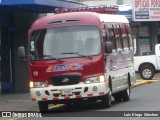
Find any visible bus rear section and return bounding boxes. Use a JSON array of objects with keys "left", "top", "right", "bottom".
[
  {"left": 100, "top": 14, "right": 136, "bottom": 102},
  {"left": 18, "top": 12, "right": 135, "bottom": 112}
]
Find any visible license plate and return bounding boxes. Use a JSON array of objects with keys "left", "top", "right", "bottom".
[{"left": 61, "top": 89, "right": 72, "bottom": 95}]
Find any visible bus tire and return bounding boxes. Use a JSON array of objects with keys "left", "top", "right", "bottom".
[
  {"left": 128, "top": 73, "right": 131, "bottom": 87},
  {"left": 38, "top": 101, "right": 48, "bottom": 112},
  {"left": 121, "top": 88, "right": 130, "bottom": 101},
  {"left": 113, "top": 93, "right": 122, "bottom": 102},
  {"left": 101, "top": 93, "right": 111, "bottom": 108},
  {"left": 140, "top": 65, "right": 155, "bottom": 80}
]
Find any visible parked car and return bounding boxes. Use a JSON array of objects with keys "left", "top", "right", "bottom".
[{"left": 134, "top": 44, "right": 160, "bottom": 80}]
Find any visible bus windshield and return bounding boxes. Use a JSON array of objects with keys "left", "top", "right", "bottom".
[{"left": 29, "top": 25, "right": 101, "bottom": 60}]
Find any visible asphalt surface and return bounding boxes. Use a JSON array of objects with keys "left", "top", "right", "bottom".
[
  {"left": 0, "top": 73, "right": 159, "bottom": 120},
  {"left": 0, "top": 73, "right": 159, "bottom": 112},
  {"left": 45, "top": 80, "right": 160, "bottom": 112},
  {"left": 26, "top": 76, "right": 160, "bottom": 120}
]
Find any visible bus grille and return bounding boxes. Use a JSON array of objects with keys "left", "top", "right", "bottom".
[{"left": 50, "top": 75, "right": 81, "bottom": 86}]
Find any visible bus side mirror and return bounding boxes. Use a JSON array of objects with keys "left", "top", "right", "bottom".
[
  {"left": 105, "top": 41, "right": 112, "bottom": 53},
  {"left": 18, "top": 46, "right": 26, "bottom": 61}
]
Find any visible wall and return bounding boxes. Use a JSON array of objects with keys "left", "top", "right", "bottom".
[
  {"left": 0, "top": 13, "right": 14, "bottom": 94},
  {"left": 150, "top": 22, "right": 158, "bottom": 52},
  {"left": 13, "top": 13, "right": 38, "bottom": 93}
]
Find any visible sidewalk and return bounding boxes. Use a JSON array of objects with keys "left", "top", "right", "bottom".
[
  {"left": 0, "top": 93, "right": 39, "bottom": 111},
  {"left": 134, "top": 73, "right": 160, "bottom": 88},
  {"left": 0, "top": 73, "right": 159, "bottom": 111}
]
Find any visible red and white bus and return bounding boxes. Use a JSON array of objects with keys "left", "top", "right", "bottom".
[{"left": 18, "top": 7, "right": 136, "bottom": 112}]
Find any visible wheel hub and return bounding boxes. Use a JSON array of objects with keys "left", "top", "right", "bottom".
[{"left": 142, "top": 69, "right": 152, "bottom": 78}]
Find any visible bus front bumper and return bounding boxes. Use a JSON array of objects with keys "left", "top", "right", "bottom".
[{"left": 30, "top": 82, "right": 109, "bottom": 102}]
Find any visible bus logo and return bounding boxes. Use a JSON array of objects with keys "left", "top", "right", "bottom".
[
  {"left": 62, "top": 78, "right": 69, "bottom": 83},
  {"left": 46, "top": 64, "right": 83, "bottom": 72}
]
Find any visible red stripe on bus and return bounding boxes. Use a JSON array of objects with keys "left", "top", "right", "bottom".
[
  {"left": 99, "top": 92, "right": 104, "bottom": 95},
  {"left": 32, "top": 98, "right": 36, "bottom": 101},
  {"left": 53, "top": 97, "right": 59, "bottom": 100},
  {"left": 87, "top": 94, "right": 93, "bottom": 97},
  {"left": 64, "top": 96, "right": 70, "bottom": 99},
  {"left": 76, "top": 95, "right": 81, "bottom": 98},
  {"left": 42, "top": 98, "right": 47, "bottom": 101}
]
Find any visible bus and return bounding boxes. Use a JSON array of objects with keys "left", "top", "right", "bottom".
[{"left": 18, "top": 10, "right": 136, "bottom": 112}]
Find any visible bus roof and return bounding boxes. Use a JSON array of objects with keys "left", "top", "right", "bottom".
[
  {"left": 99, "top": 14, "right": 129, "bottom": 23},
  {"left": 30, "top": 12, "right": 129, "bottom": 32}
]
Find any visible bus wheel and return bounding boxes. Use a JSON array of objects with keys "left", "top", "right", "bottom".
[
  {"left": 121, "top": 88, "right": 130, "bottom": 101},
  {"left": 113, "top": 93, "right": 122, "bottom": 102},
  {"left": 38, "top": 101, "right": 48, "bottom": 112},
  {"left": 140, "top": 65, "right": 155, "bottom": 80},
  {"left": 101, "top": 93, "right": 111, "bottom": 108}
]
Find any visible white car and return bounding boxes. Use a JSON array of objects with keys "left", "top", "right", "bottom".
[{"left": 134, "top": 44, "right": 160, "bottom": 80}]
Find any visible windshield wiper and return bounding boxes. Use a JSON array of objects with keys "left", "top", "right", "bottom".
[
  {"left": 30, "top": 54, "right": 63, "bottom": 62},
  {"left": 43, "top": 55, "right": 63, "bottom": 62},
  {"left": 61, "top": 52, "right": 92, "bottom": 59}
]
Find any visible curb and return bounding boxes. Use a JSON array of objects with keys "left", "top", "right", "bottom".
[
  {"left": 132, "top": 80, "right": 158, "bottom": 88},
  {"left": 48, "top": 104, "right": 64, "bottom": 109}
]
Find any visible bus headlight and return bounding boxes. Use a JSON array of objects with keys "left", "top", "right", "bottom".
[
  {"left": 30, "top": 81, "right": 48, "bottom": 88},
  {"left": 85, "top": 75, "right": 105, "bottom": 84}
]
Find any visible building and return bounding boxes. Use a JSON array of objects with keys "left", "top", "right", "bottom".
[
  {"left": 131, "top": 0, "right": 160, "bottom": 56},
  {"left": 0, "top": 0, "right": 84, "bottom": 94},
  {"left": 1, "top": 0, "right": 160, "bottom": 94},
  {"left": 83, "top": 0, "right": 160, "bottom": 56},
  {"left": 83, "top": 0, "right": 131, "bottom": 5},
  {"left": 118, "top": 2, "right": 160, "bottom": 56}
]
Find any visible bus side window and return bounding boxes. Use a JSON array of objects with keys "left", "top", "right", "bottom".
[
  {"left": 126, "top": 24, "right": 133, "bottom": 50},
  {"left": 115, "top": 37, "right": 122, "bottom": 51},
  {"left": 114, "top": 24, "right": 122, "bottom": 51},
  {"left": 105, "top": 24, "right": 116, "bottom": 51},
  {"left": 122, "top": 24, "right": 129, "bottom": 51},
  {"left": 102, "top": 24, "right": 108, "bottom": 42},
  {"left": 123, "top": 36, "right": 129, "bottom": 51},
  {"left": 108, "top": 26, "right": 116, "bottom": 51}
]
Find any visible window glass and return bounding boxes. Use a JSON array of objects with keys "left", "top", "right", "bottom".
[
  {"left": 114, "top": 24, "right": 122, "bottom": 50},
  {"left": 30, "top": 25, "right": 101, "bottom": 60},
  {"left": 106, "top": 23, "right": 132, "bottom": 51},
  {"left": 108, "top": 27, "right": 116, "bottom": 50},
  {"left": 122, "top": 36, "right": 129, "bottom": 50},
  {"left": 127, "top": 25, "right": 133, "bottom": 49},
  {"left": 106, "top": 24, "right": 117, "bottom": 50},
  {"left": 122, "top": 25, "right": 129, "bottom": 50},
  {"left": 115, "top": 36, "right": 122, "bottom": 50}
]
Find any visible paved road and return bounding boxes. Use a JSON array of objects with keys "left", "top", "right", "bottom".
[
  {"left": 46, "top": 80, "right": 160, "bottom": 112},
  {"left": 0, "top": 73, "right": 159, "bottom": 120},
  {"left": 6, "top": 80, "right": 160, "bottom": 120}
]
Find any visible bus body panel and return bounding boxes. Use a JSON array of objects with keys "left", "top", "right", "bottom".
[
  {"left": 105, "top": 50, "right": 135, "bottom": 94},
  {"left": 30, "top": 54, "right": 104, "bottom": 84},
  {"left": 28, "top": 12, "right": 135, "bottom": 106}
]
